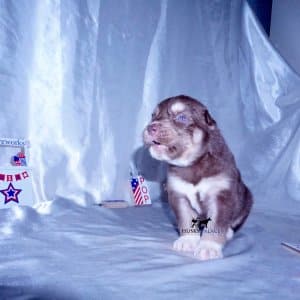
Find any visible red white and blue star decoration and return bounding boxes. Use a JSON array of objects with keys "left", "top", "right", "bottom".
[{"left": 0, "top": 182, "right": 22, "bottom": 204}]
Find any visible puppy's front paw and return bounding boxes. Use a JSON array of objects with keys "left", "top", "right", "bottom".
[
  {"left": 173, "top": 235, "right": 200, "bottom": 252},
  {"left": 194, "top": 240, "right": 223, "bottom": 260}
]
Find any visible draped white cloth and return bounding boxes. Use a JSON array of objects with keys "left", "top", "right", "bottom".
[{"left": 0, "top": 0, "right": 299, "bottom": 208}]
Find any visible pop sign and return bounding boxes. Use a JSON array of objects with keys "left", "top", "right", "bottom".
[
  {"left": 0, "top": 138, "right": 35, "bottom": 209},
  {"left": 130, "top": 173, "right": 151, "bottom": 206}
]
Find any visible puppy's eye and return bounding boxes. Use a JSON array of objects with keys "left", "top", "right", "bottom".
[{"left": 175, "top": 113, "right": 188, "bottom": 124}]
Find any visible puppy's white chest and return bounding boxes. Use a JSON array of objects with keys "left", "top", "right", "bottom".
[{"left": 168, "top": 173, "right": 230, "bottom": 211}]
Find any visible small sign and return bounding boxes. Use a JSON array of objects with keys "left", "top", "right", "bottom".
[
  {"left": 130, "top": 173, "right": 151, "bottom": 206},
  {"left": 0, "top": 138, "right": 34, "bottom": 208}
]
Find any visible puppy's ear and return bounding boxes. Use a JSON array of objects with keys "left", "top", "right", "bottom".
[
  {"left": 204, "top": 110, "right": 216, "bottom": 128},
  {"left": 192, "top": 105, "right": 216, "bottom": 130}
]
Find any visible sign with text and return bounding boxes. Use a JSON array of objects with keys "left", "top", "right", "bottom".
[{"left": 130, "top": 174, "right": 152, "bottom": 206}]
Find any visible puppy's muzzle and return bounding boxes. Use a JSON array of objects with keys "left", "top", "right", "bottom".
[
  {"left": 146, "top": 123, "right": 163, "bottom": 145},
  {"left": 147, "top": 123, "right": 159, "bottom": 135}
]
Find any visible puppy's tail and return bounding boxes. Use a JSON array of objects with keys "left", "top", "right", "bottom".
[{"left": 231, "top": 186, "right": 253, "bottom": 233}]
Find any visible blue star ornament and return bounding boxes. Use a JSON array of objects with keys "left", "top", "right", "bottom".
[{"left": 0, "top": 183, "right": 22, "bottom": 204}]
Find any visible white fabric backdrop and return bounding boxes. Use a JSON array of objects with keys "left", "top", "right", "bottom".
[{"left": 0, "top": 0, "right": 299, "bottom": 209}]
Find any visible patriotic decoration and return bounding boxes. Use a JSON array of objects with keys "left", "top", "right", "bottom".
[
  {"left": 0, "top": 170, "right": 33, "bottom": 207},
  {"left": 0, "top": 137, "right": 34, "bottom": 208},
  {"left": 130, "top": 174, "right": 151, "bottom": 206},
  {"left": 131, "top": 177, "right": 143, "bottom": 205},
  {"left": 0, "top": 183, "right": 22, "bottom": 204},
  {"left": 11, "top": 151, "right": 27, "bottom": 166},
  {"left": 0, "top": 171, "right": 29, "bottom": 182}
]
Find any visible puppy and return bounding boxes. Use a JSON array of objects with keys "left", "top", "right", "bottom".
[{"left": 143, "top": 95, "right": 253, "bottom": 260}]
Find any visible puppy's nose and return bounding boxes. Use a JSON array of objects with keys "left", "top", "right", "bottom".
[{"left": 147, "top": 123, "right": 158, "bottom": 135}]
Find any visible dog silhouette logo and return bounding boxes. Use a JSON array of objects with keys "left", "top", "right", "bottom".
[{"left": 191, "top": 217, "right": 212, "bottom": 235}]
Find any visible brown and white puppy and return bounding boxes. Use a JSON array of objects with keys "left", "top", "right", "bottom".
[{"left": 143, "top": 95, "right": 253, "bottom": 260}]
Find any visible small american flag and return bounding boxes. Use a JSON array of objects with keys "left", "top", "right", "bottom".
[{"left": 130, "top": 177, "right": 143, "bottom": 205}]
